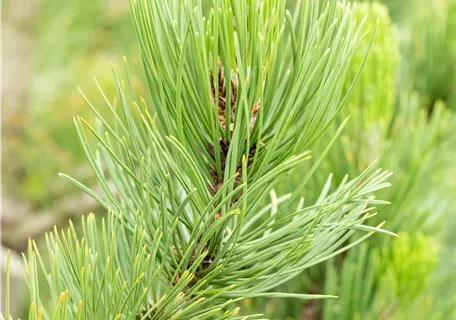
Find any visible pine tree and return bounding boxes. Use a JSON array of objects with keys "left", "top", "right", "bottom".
[{"left": 2, "top": 1, "right": 397, "bottom": 319}]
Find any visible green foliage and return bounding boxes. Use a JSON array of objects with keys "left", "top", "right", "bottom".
[
  {"left": 373, "top": 97, "right": 453, "bottom": 233},
  {"left": 320, "top": 8, "right": 455, "bottom": 320},
  {"left": 345, "top": 2, "right": 399, "bottom": 127},
  {"left": 4, "top": 0, "right": 456, "bottom": 319},
  {"left": 313, "top": 1, "right": 400, "bottom": 183},
  {"left": 19, "top": 214, "right": 258, "bottom": 319},
  {"left": 397, "top": 0, "right": 456, "bottom": 108},
  {"left": 371, "top": 233, "right": 439, "bottom": 317},
  {"left": 323, "top": 233, "right": 440, "bottom": 320},
  {"left": 300, "top": 2, "right": 454, "bottom": 236},
  {"left": 2, "top": 1, "right": 397, "bottom": 319},
  {"left": 269, "top": 2, "right": 456, "bottom": 319},
  {"left": 129, "top": 0, "right": 367, "bottom": 176}
]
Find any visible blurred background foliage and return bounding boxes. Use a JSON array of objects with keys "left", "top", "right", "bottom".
[
  {"left": 18, "top": 0, "right": 144, "bottom": 205},
  {"left": 1, "top": 0, "right": 456, "bottom": 319}
]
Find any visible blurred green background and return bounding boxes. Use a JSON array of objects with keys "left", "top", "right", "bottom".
[{"left": 2, "top": 0, "right": 456, "bottom": 319}]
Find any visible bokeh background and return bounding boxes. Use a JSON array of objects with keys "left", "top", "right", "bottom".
[{"left": 2, "top": 0, "right": 456, "bottom": 319}]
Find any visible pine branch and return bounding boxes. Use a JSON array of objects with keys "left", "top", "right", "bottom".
[{"left": 2, "top": 1, "right": 396, "bottom": 319}]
